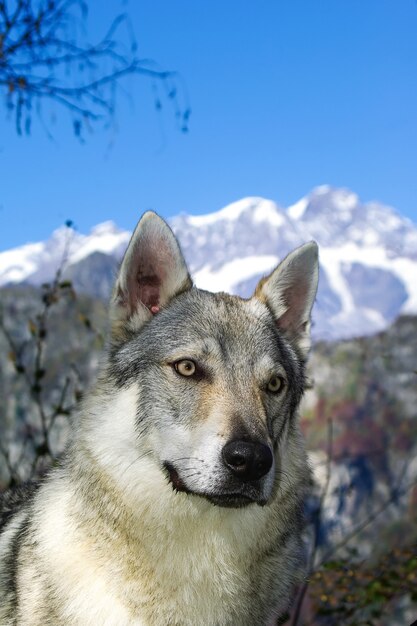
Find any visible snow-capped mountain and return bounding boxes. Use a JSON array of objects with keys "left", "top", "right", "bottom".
[
  {"left": 1, "top": 187, "right": 416, "bottom": 340},
  {"left": 288, "top": 185, "right": 417, "bottom": 257},
  {"left": 0, "top": 221, "right": 130, "bottom": 287}
]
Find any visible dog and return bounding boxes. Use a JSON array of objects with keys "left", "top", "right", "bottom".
[{"left": 0, "top": 211, "right": 318, "bottom": 625}]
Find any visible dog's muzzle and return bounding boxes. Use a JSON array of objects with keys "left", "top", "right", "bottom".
[{"left": 163, "top": 439, "right": 274, "bottom": 509}]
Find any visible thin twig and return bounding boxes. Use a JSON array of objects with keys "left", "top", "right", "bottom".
[
  {"left": 317, "top": 460, "right": 412, "bottom": 567},
  {"left": 290, "top": 418, "right": 333, "bottom": 626}
]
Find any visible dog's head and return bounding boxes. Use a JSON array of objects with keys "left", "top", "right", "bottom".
[{"left": 105, "top": 211, "right": 318, "bottom": 508}]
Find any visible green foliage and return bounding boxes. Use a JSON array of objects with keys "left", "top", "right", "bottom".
[{"left": 306, "top": 546, "right": 417, "bottom": 625}]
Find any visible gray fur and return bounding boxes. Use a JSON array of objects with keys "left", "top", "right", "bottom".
[{"left": 0, "top": 211, "right": 318, "bottom": 625}]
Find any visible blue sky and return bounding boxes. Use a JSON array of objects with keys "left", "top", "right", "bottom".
[{"left": 1, "top": 0, "right": 417, "bottom": 250}]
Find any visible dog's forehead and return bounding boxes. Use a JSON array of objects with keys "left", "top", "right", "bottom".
[
  {"left": 187, "top": 289, "right": 270, "bottom": 330},
  {"left": 158, "top": 288, "right": 282, "bottom": 363}
]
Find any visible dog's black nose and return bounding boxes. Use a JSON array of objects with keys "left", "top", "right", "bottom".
[{"left": 222, "top": 440, "right": 273, "bottom": 482}]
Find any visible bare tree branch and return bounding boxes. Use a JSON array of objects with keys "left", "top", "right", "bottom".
[
  {"left": 0, "top": 223, "right": 86, "bottom": 482},
  {"left": 0, "top": 0, "right": 190, "bottom": 137}
]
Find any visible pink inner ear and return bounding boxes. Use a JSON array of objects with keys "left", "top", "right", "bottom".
[
  {"left": 126, "top": 269, "right": 162, "bottom": 313},
  {"left": 124, "top": 236, "right": 170, "bottom": 314},
  {"left": 276, "top": 279, "right": 310, "bottom": 333},
  {"left": 137, "top": 272, "right": 162, "bottom": 308}
]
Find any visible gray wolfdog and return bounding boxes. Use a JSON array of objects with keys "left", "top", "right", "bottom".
[{"left": 0, "top": 211, "right": 318, "bottom": 625}]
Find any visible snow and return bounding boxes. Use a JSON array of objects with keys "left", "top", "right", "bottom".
[
  {"left": 390, "top": 258, "right": 417, "bottom": 312},
  {"left": 0, "top": 242, "right": 44, "bottom": 283},
  {"left": 90, "top": 221, "right": 122, "bottom": 236},
  {"left": 320, "top": 243, "right": 417, "bottom": 315},
  {"left": 319, "top": 249, "right": 356, "bottom": 315},
  {"left": 362, "top": 308, "right": 386, "bottom": 327},
  {"left": 187, "top": 198, "right": 254, "bottom": 226},
  {"left": 186, "top": 197, "right": 284, "bottom": 227},
  {"left": 194, "top": 255, "right": 279, "bottom": 293},
  {"left": 0, "top": 223, "right": 131, "bottom": 286},
  {"left": 313, "top": 184, "right": 331, "bottom": 195},
  {"left": 70, "top": 226, "right": 130, "bottom": 264},
  {"left": 287, "top": 197, "right": 308, "bottom": 220},
  {"left": 365, "top": 203, "right": 405, "bottom": 232},
  {"left": 332, "top": 189, "right": 358, "bottom": 212},
  {"left": 253, "top": 200, "right": 285, "bottom": 227}
]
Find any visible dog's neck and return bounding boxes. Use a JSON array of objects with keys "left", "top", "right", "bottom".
[{"left": 54, "top": 383, "right": 308, "bottom": 624}]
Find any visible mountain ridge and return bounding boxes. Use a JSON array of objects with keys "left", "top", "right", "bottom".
[{"left": 1, "top": 186, "right": 416, "bottom": 340}]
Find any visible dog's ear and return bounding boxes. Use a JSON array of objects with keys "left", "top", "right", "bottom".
[
  {"left": 254, "top": 242, "right": 319, "bottom": 358},
  {"left": 111, "top": 211, "right": 192, "bottom": 339}
]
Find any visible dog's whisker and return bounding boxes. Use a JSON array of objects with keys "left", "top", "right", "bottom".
[
  {"left": 181, "top": 471, "right": 202, "bottom": 479},
  {"left": 170, "top": 457, "right": 205, "bottom": 464},
  {"left": 119, "top": 451, "right": 151, "bottom": 478}
]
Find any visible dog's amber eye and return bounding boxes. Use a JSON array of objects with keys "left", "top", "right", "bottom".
[
  {"left": 267, "top": 375, "right": 285, "bottom": 394},
  {"left": 174, "top": 359, "right": 196, "bottom": 377}
]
